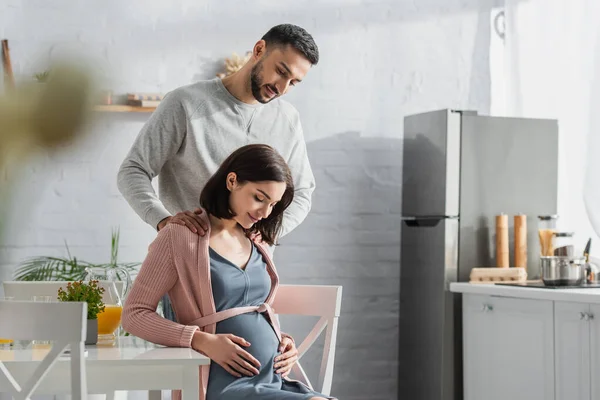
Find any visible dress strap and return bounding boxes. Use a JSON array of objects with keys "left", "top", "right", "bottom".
[{"left": 189, "top": 303, "right": 282, "bottom": 343}]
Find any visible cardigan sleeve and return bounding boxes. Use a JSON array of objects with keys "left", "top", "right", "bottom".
[{"left": 121, "top": 225, "right": 199, "bottom": 348}]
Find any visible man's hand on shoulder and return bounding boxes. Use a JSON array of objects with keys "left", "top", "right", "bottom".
[
  {"left": 157, "top": 208, "right": 208, "bottom": 236},
  {"left": 249, "top": 231, "right": 263, "bottom": 243}
]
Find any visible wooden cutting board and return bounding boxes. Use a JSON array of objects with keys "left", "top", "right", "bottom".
[{"left": 469, "top": 267, "right": 528, "bottom": 283}]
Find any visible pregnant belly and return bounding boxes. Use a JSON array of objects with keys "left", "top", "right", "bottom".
[{"left": 215, "top": 312, "right": 280, "bottom": 366}]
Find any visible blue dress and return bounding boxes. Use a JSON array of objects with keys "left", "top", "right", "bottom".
[{"left": 205, "top": 244, "right": 333, "bottom": 400}]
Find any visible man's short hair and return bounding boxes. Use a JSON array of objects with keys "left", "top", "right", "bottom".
[{"left": 262, "top": 24, "right": 319, "bottom": 65}]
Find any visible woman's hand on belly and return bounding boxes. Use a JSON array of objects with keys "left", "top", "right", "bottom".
[
  {"left": 274, "top": 336, "right": 299, "bottom": 377},
  {"left": 192, "top": 331, "right": 261, "bottom": 378}
]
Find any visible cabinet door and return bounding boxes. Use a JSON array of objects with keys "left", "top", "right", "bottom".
[
  {"left": 463, "top": 294, "right": 555, "bottom": 400},
  {"left": 463, "top": 294, "right": 494, "bottom": 400},
  {"left": 554, "top": 302, "right": 591, "bottom": 400},
  {"left": 590, "top": 304, "right": 600, "bottom": 400}
]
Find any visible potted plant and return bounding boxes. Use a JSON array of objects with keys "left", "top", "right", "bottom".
[{"left": 57, "top": 280, "right": 105, "bottom": 345}]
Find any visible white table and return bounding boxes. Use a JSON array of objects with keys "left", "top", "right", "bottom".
[{"left": 0, "top": 336, "right": 210, "bottom": 400}]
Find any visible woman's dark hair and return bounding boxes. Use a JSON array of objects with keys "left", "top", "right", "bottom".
[{"left": 200, "top": 144, "right": 294, "bottom": 245}]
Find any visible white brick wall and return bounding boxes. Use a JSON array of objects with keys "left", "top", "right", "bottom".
[{"left": 0, "top": 1, "right": 495, "bottom": 398}]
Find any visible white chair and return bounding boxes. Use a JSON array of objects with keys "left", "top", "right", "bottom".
[
  {"left": 272, "top": 284, "right": 343, "bottom": 396},
  {"left": 145, "top": 285, "right": 342, "bottom": 400},
  {"left": 0, "top": 300, "right": 88, "bottom": 400}
]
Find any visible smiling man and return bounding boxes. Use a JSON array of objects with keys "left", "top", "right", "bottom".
[
  {"left": 117, "top": 24, "right": 318, "bottom": 321},
  {"left": 118, "top": 23, "right": 318, "bottom": 237}
]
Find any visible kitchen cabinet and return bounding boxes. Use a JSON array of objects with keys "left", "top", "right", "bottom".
[
  {"left": 554, "top": 302, "right": 591, "bottom": 400},
  {"left": 463, "top": 294, "right": 555, "bottom": 400},
  {"left": 453, "top": 283, "right": 600, "bottom": 400},
  {"left": 590, "top": 304, "right": 600, "bottom": 400},
  {"left": 554, "top": 302, "right": 600, "bottom": 400}
]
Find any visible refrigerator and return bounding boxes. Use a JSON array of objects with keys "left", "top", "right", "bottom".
[{"left": 398, "top": 109, "right": 559, "bottom": 400}]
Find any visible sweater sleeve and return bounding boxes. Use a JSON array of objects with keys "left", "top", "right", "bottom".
[
  {"left": 121, "top": 226, "right": 198, "bottom": 348},
  {"left": 279, "top": 121, "right": 316, "bottom": 238},
  {"left": 116, "top": 91, "right": 188, "bottom": 230}
]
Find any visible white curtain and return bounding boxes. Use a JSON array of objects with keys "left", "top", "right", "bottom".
[{"left": 504, "top": 0, "right": 600, "bottom": 255}]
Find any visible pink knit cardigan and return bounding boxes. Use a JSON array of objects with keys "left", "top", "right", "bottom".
[{"left": 121, "top": 211, "right": 291, "bottom": 400}]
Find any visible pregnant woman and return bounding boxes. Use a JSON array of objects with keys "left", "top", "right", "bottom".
[{"left": 122, "top": 144, "right": 336, "bottom": 400}]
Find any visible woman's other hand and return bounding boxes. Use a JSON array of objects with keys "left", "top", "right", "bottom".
[{"left": 274, "top": 336, "right": 298, "bottom": 377}]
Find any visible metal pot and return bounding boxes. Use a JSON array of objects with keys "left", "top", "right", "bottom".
[{"left": 540, "top": 256, "right": 586, "bottom": 286}]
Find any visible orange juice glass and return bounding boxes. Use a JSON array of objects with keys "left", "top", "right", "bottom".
[
  {"left": 0, "top": 297, "right": 14, "bottom": 348},
  {"left": 97, "top": 304, "right": 123, "bottom": 340},
  {"left": 0, "top": 338, "right": 13, "bottom": 350},
  {"left": 83, "top": 266, "right": 132, "bottom": 343}
]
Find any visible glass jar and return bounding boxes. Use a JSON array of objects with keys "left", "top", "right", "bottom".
[
  {"left": 538, "top": 215, "right": 559, "bottom": 256},
  {"left": 538, "top": 215, "right": 558, "bottom": 230},
  {"left": 552, "top": 232, "right": 575, "bottom": 257}
]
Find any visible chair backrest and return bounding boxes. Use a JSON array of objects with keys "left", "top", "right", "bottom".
[
  {"left": 272, "top": 284, "right": 342, "bottom": 396},
  {"left": 0, "top": 300, "right": 88, "bottom": 400}
]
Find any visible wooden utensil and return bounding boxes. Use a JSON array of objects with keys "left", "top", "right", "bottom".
[
  {"left": 584, "top": 238, "right": 592, "bottom": 263},
  {"left": 2, "top": 39, "right": 15, "bottom": 91},
  {"left": 496, "top": 214, "right": 509, "bottom": 268},
  {"left": 514, "top": 214, "right": 527, "bottom": 269}
]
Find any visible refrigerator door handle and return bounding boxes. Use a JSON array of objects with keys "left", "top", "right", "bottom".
[{"left": 401, "top": 215, "right": 459, "bottom": 227}]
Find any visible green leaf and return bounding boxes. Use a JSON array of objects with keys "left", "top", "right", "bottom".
[
  {"left": 12, "top": 227, "right": 139, "bottom": 283},
  {"left": 57, "top": 280, "right": 105, "bottom": 319}
]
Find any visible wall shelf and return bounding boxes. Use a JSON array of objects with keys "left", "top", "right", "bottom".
[{"left": 94, "top": 105, "right": 156, "bottom": 113}]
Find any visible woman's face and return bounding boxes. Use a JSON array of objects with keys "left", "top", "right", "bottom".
[{"left": 227, "top": 172, "right": 287, "bottom": 229}]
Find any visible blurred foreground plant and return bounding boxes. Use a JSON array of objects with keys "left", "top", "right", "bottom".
[
  {"left": 0, "top": 62, "right": 96, "bottom": 252},
  {"left": 0, "top": 63, "right": 95, "bottom": 164}
]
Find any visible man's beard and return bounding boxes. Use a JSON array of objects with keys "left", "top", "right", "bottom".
[{"left": 250, "top": 61, "right": 275, "bottom": 104}]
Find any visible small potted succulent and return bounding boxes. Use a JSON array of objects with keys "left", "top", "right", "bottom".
[{"left": 57, "top": 280, "right": 105, "bottom": 345}]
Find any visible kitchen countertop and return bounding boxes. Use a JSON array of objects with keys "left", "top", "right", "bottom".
[{"left": 450, "top": 282, "right": 600, "bottom": 303}]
